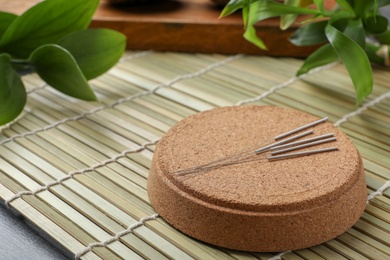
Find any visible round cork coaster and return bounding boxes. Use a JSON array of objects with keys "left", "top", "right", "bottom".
[{"left": 147, "top": 106, "right": 366, "bottom": 252}]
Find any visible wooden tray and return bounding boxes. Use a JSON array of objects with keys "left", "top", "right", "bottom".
[{"left": 0, "top": 0, "right": 319, "bottom": 56}]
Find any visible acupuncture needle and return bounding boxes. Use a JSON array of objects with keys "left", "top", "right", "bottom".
[
  {"left": 255, "top": 130, "right": 313, "bottom": 154},
  {"left": 174, "top": 130, "right": 314, "bottom": 175},
  {"left": 176, "top": 155, "right": 266, "bottom": 177},
  {"left": 274, "top": 117, "right": 328, "bottom": 140},
  {"left": 212, "top": 130, "right": 314, "bottom": 168},
  {"left": 172, "top": 118, "right": 332, "bottom": 175},
  {"left": 271, "top": 137, "right": 337, "bottom": 155},
  {"left": 172, "top": 142, "right": 266, "bottom": 175},
  {"left": 268, "top": 147, "right": 339, "bottom": 160},
  {"left": 270, "top": 133, "right": 334, "bottom": 150}
]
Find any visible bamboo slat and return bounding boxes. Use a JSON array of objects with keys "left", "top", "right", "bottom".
[{"left": 0, "top": 51, "right": 389, "bottom": 259}]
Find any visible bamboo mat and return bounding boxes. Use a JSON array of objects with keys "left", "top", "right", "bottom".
[{"left": 0, "top": 51, "right": 389, "bottom": 259}]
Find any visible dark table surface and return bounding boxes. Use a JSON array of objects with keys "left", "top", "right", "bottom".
[{"left": 0, "top": 205, "right": 69, "bottom": 260}]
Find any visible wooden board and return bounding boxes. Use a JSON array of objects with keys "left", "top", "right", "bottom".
[{"left": 0, "top": 0, "right": 320, "bottom": 56}]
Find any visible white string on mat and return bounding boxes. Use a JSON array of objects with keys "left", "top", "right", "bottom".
[
  {"left": 26, "top": 82, "right": 48, "bottom": 94},
  {"left": 0, "top": 54, "right": 243, "bottom": 147},
  {"left": 334, "top": 90, "right": 390, "bottom": 127},
  {"left": 0, "top": 52, "right": 152, "bottom": 134},
  {"left": 0, "top": 52, "right": 151, "bottom": 132},
  {"left": 0, "top": 51, "right": 153, "bottom": 137},
  {"left": 268, "top": 251, "right": 292, "bottom": 260},
  {"left": 3, "top": 55, "right": 244, "bottom": 259},
  {"left": 367, "top": 180, "right": 390, "bottom": 202},
  {"left": 234, "top": 61, "right": 390, "bottom": 202},
  {"left": 268, "top": 90, "right": 390, "bottom": 260},
  {"left": 5, "top": 139, "right": 160, "bottom": 207},
  {"left": 236, "top": 62, "right": 338, "bottom": 106},
  {"left": 78, "top": 118, "right": 337, "bottom": 258},
  {"left": 333, "top": 89, "right": 390, "bottom": 203},
  {"left": 74, "top": 62, "right": 390, "bottom": 259},
  {"left": 51, "top": 55, "right": 336, "bottom": 259},
  {"left": 3, "top": 54, "right": 246, "bottom": 258},
  {"left": 2, "top": 51, "right": 389, "bottom": 260},
  {"left": 23, "top": 52, "right": 151, "bottom": 95},
  {"left": 74, "top": 213, "right": 159, "bottom": 260}
]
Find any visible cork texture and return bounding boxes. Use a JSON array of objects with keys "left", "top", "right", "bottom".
[{"left": 147, "top": 106, "right": 367, "bottom": 252}]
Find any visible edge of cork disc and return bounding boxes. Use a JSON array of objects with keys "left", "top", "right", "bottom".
[{"left": 147, "top": 105, "right": 367, "bottom": 251}]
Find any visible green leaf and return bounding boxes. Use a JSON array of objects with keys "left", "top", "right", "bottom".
[
  {"left": 244, "top": 25, "right": 268, "bottom": 50},
  {"left": 363, "top": 15, "right": 388, "bottom": 35},
  {"left": 325, "top": 24, "right": 372, "bottom": 105},
  {"left": 0, "top": 0, "right": 99, "bottom": 58},
  {"left": 375, "top": 30, "right": 390, "bottom": 44},
  {"left": 248, "top": 0, "right": 320, "bottom": 23},
  {"left": 243, "top": 0, "right": 320, "bottom": 49},
  {"left": 374, "top": 0, "right": 379, "bottom": 15},
  {"left": 331, "top": 17, "right": 348, "bottom": 31},
  {"left": 289, "top": 20, "right": 328, "bottom": 46},
  {"left": 342, "top": 18, "right": 365, "bottom": 48},
  {"left": 297, "top": 44, "right": 339, "bottom": 75},
  {"left": 0, "top": 53, "right": 26, "bottom": 125},
  {"left": 353, "top": 0, "right": 373, "bottom": 16},
  {"left": 242, "top": 5, "right": 250, "bottom": 27},
  {"left": 220, "top": 0, "right": 246, "bottom": 17},
  {"left": 335, "top": 0, "right": 354, "bottom": 13},
  {"left": 313, "top": 0, "right": 324, "bottom": 12},
  {"left": 29, "top": 44, "right": 97, "bottom": 101},
  {"left": 0, "top": 12, "right": 17, "bottom": 38},
  {"left": 280, "top": 0, "right": 300, "bottom": 30},
  {"left": 57, "top": 29, "right": 126, "bottom": 80},
  {"left": 328, "top": 11, "right": 355, "bottom": 24}
]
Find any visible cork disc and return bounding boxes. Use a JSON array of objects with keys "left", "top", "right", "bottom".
[{"left": 147, "top": 106, "right": 366, "bottom": 252}]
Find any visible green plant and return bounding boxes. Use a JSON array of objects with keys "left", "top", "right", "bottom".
[
  {"left": 0, "top": 0, "right": 126, "bottom": 125},
  {"left": 221, "top": 0, "right": 390, "bottom": 105}
]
